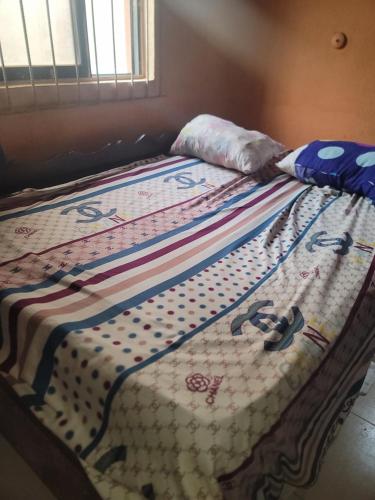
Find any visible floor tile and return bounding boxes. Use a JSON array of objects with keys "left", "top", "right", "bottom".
[
  {"left": 1, "top": 401, "right": 375, "bottom": 500},
  {"left": 0, "top": 434, "right": 56, "bottom": 500},
  {"left": 359, "top": 361, "right": 375, "bottom": 396},
  {"left": 353, "top": 380, "right": 375, "bottom": 425},
  {"left": 301, "top": 413, "right": 375, "bottom": 500}
]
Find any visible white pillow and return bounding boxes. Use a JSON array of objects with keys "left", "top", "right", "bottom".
[
  {"left": 170, "top": 114, "right": 285, "bottom": 174},
  {"left": 276, "top": 144, "right": 309, "bottom": 177}
]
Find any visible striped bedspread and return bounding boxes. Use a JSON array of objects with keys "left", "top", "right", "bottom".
[{"left": 0, "top": 155, "right": 375, "bottom": 499}]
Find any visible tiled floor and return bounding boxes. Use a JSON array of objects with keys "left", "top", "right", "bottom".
[
  {"left": 283, "top": 372, "right": 375, "bottom": 500},
  {"left": 0, "top": 434, "right": 56, "bottom": 500},
  {"left": 0, "top": 382, "right": 374, "bottom": 500}
]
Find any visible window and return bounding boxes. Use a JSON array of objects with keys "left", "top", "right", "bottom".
[{"left": 0, "top": 0, "right": 157, "bottom": 111}]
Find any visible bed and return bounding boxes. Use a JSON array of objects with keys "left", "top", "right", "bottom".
[{"left": 0, "top": 136, "right": 375, "bottom": 499}]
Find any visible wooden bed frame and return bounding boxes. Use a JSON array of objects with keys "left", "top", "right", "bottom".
[
  {"left": 0, "top": 377, "right": 101, "bottom": 500},
  {"left": 0, "top": 132, "right": 177, "bottom": 499},
  {"left": 0, "top": 132, "right": 177, "bottom": 195}
]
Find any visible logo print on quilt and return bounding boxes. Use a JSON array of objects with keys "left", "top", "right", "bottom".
[
  {"left": 186, "top": 373, "right": 210, "bottom": 392},
  {"left": 305, "top": 231, "right": 353, "bottom": 255},
  {"left": 15, "top": 226, "right": 38, "bottom": 238},
  {"left": 231, "top": 300, "right": 305, "bottom": 351},
  {"left": 60, "top": 201, "right": 117, "bottom": 223},
  {"left": 163, "top": 171, "right": 206, "bottom": 189},
  {"left": 300, "top": 266, "right": 320, "bottom": 279},
  {"left": 185, "top": 373, "right": 223, "bottom": 405}
]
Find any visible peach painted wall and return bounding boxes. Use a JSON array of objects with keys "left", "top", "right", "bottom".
[
  {"left": 1, "top": 0, "right": 375, "bottom": 161},
  {"left": 239, "top": 0, "right": 375, "bottom": 148}
]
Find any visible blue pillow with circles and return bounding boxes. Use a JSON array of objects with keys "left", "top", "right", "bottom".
[{"left": 276, "top": 140, "right": 375, "bottom": 202}]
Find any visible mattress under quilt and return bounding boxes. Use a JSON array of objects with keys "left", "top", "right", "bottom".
[{"left": 0, "top": 154, "right": 374, "bottom": 499}]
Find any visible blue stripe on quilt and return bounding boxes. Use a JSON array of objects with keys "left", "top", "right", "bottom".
[
  {"left": 26, "top": 191, "right": 336, "bottom": 415},
  {"left": 0, "top": 159, "right": 203, "bottom": 223},
  {"left": 79, "top": 193, "right": 339, "bottom": 458},
  {"left": 0, "top": 182, "right": 265, "bottom": 300}
]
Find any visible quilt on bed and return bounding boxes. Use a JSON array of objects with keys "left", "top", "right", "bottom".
[{"left": 0, "top": 154, "right": 375, "bottom": 500}]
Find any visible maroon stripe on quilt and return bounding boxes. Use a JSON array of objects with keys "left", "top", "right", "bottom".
[
  {"left": 0, "top": 190, "right": 206, "bottom": 268},
  {"left": 1, "top": 177, "right": 292, "bottom": 375},
  {"left": 84, "top": 157, "right": 185, "bottom": 189},
  {"left": 0, "top": 157, "right": 182, "bottom": 212},
  {"left": 10, "top": 177, "right": 293, "bottom": 308}
]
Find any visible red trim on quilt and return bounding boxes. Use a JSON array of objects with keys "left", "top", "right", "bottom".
[
  {"left": 0, "top": 190, "right": 207, "bottom": 268},
  {"left": 0, "top": 157, "right": 183, "bottom": 212}
]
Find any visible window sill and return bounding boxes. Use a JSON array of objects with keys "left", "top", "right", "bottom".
[{"left": 0, "top": 77, "right": 160, "bottom": 113}]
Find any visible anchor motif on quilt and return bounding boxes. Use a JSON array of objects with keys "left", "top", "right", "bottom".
[
  {"left": 231, "top": 300, "right": 304, "bottom": 351},
  {"left": 305, "top": 231, "right": 353, "bottom": 255},
  {"left": 163, "top": 171, "right": 206, "bottom": 189},
  {"left": 60, "top": 201, "right": 116, "bottom": 223}
]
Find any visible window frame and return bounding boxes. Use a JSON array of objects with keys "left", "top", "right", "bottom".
[
  {"left": 0, "top": 0, "right": 90, "bottom": 83},
  {"left": 0, "top": 0, "right": 159, "bottom": 112},
  {"left": 0, "top": 0, "right": 148, "bottom": 84}
]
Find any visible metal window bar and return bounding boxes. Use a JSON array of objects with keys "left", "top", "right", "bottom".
[
  {"left": 132, "top": 0, "right": 141, "bottom": 76},
  {"left": 0, "top": 0, "right": 152, "bottom": 109},
  {"left": 69, "top": 0, "right": 82, "bottom": 104},
  {"left": 45, "top": 0, "right": 60, "bottom": 102},
  {"left": 145, "top": 0, "right": 149, "bottom": 96},
  {"left": 110, "top": 0, "right": 118, "bottom": 97},
  {"left": 90, "top": 0, "right": 100, "bottom": 100},
  {"left": 129, "top": 0, "right": 135, "bottom": 92},
  {"left": 19, "top": 0, "right": 36, "bottom": 105},
  {"left": 0, "top": 41, "right": 10, "bottom": 109}
]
